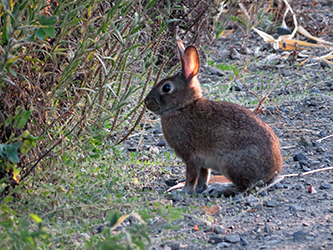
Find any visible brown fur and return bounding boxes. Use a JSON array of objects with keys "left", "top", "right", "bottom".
[{"left": 144, "top": 40, "right": 282, "bottom": 195}]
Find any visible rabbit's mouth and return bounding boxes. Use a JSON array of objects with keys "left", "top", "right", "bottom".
[
  {"left": 145, "top": 98, "right": 162, "bottom": 115},
  {"left": 144, "top": 98, "right": 178, "bottom": 115}
]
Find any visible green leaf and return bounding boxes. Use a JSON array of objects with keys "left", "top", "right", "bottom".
[
  {"left": 44, "top": 27, "right": 56, "bottom": 38},
  {"left": 36, "top": 28, "right": 46, "bottom": 39},
  {"left": 29, "top": 213, "right": 42, "bottom": 223},
  {"left": 18, "top": 109, "right": 32, "bottom": 129},
  {"left": 37, "top": 15, "right": 57, "bottom": 26},
  {"left": 6, "top": 142, "right": 21, "bottom": 163},
  {"left": 147, "top": 0, "right": 157, "bottom": 9}
]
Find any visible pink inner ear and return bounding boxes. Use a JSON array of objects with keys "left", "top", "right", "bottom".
[{"left": 182, "top": 47, "right": 199, "bottom": 80}]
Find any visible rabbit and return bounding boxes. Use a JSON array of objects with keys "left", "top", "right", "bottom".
[{"left": 144, "top": 40, "right": 282, "bottom": 196}]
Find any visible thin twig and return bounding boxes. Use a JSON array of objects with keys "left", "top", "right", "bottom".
[
  {"left": 282, "top": 166, "right": 333, "bottom": 178},
  {"left": 316, "top": 134, "right": 333, "bottom": 143}
]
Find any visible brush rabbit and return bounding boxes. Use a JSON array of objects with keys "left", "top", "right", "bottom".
[{"left": 144, "top": 40, "right": 282, "bottom": 196}]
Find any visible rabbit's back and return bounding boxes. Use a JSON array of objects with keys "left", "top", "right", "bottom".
[{"left": 161, "top": 98, "right": 282, "bottom": 191}]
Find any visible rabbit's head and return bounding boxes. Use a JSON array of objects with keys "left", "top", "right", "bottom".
[{"left": 144, "top": 40, "right": 202, "bottom": 115}]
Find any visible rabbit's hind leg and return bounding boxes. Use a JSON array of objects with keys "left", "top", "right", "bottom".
[
  {"left": 195, "top": 168, "right": 210, "bottom": 193},
  {"left": 202, "top": 183, "right": 240, "bottom": 197}
]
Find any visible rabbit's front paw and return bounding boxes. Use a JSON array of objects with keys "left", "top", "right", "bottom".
[
  {"left": 181, "top": 185, "right": 195, "bottom": 195},
  {"left": 202, "top": 183, "right": 239, "bottom": 197}
]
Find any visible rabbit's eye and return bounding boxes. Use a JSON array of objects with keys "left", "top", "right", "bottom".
[{"left": 162, "top": 83, "right": 172, "bottom": 93}]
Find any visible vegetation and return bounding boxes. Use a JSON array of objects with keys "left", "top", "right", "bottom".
[{"left": 0, "top": 0, "right": 223, "bottom": 248}]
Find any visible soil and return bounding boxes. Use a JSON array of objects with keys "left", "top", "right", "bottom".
[{"left": 124, "top": 4, "right": 333, "bottom": 250}]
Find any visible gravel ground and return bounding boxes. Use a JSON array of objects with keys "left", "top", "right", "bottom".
[{"left": 123, "top": 6, "right": 333, "bottom": 249}]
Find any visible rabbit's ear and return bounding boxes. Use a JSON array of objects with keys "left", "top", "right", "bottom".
[{"left": 177, "top": 40, "right": 200, "bottom": 80}]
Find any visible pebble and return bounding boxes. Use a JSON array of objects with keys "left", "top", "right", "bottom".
[
  {"left": 245, "top": 194, "right": 259, "bottom": 206},
  {"left": 277, "top": 26, "right": 291, "bottom": 35},
  {"left": 156, "top": 139, "right": 167, "bottom": 147},
  {"left": 310, "top": 160, "right": 321, "bottom": 166},
  {"left": 321, "top": 60, "right": 332, "bottom": 69},
  {"left": 160, "top": 241, "right": 180, "bottom": 250},
  {"left": 213, "top": 225, "right": 224, "bottom": 235},
  {"left": 217, "top": 242, "right": 231, "bottom": 248},
  {"left": 320, "top": 183, "right": 331, "bottom": 189},
  {"left": 293, "top": 230, "right": 308, "bottom": 241},
  {"left": 299, "top": 160, "right": 309, "bottom": 167},
  {"left": 240, "top": 237, "right": 248, "bottom": 246},
  {"left": 293, "top": 153, "right": 307, "bottom": 161},
  {"left": 281, "top": 69, "right": 291, "bottom": 77},
  {"left": 298, "top": 136, "right": 312, "bottom": 147},
  {"left": 265, "top": 200, "right": 280, "bottom": 207},
  {"left": 208, "top": 236, "right": 223, "bottom": 244},
  {"left": 207, "top": 66, "right": 225, "bottom": 76},
  {"left": 325, "top": 81, "right": 333, "bottom": 87},
  {"left": 224, "top": 234, "right": 240, "bottom": 243},
  {"left": 264, "top": 225, "right": 272, "bottom": 233},
  {"left": 293, "top": 183, "right": 303, "bottom": 190},
  {"left": 153, "top": 128, "right": 162, "bottom": 134},
  {"left": 309, "top": 87, "right": 321, "bottom": 94},
  {"left": 229, "top": 85, "right": 241, "bottom": 91}
]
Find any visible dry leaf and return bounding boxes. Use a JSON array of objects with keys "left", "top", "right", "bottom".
[
  {"left": 209, "top": 175, "right": 231, "bottom": 184},
  {"left": 297, "top": 26, "right": 333, "bottom": 46},
  {"left": 308, "top": 186, "right": 317, "bottom": 194},
  {"left": 203, "top": 205, "right": 221, "bottom": 215},
  {"left": 218, "top": 29, "right": 234, "bottom": 39},
  {"left": 166, "top": 182, "right": 184, "bottom": 192}
]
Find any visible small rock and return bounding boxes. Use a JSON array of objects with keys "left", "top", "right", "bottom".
[
  {"left": 293, "top": 153, "right": 307, "bottom": 161},
  {"left": 153, "top": 128, "right": 162, "bottom": 134},
  {"left": 316, "top": 147, "right": 325, "bottom": 153},
  {"left": 208, "top": 236, "right": 224, "bottom": 245},
  {"left": 217, "top": 242, "right": 231, "bottom": 248},
  {"left": 325, "top": 81, "right": 333, "bottom": 87},
  {"left": 320, "top": 183, "right": 332, "bottom": 190},
  {"left": 275, "top": 183, "right": 284, "bottom": 189},
  {"left": 321, "top": 60, "right": 332, "bottom": 69},
  {"left": 245, "top": 194, "right": 259, "bottom": 206},
  {"left": 299, "top": 160, "right": 309, "bottom": 167},
  {"left": 207, "top": 66, "right": 225, "bottom": 76},
  {"left": 301, "top": 164, "right": 311, "bottom": 172},
  {"left": 161, "top": 241, "right": 180, "bottom": 250},
  {"left": 306, "top": 100, "right": 317, "bottom": 107},
  {"left": 278, "top": 89, "right": 290, "bottom": 96},
  {"left": 289, "top": 205, "right": 304, "bottom": 212},
  {"left": 156, "top": 139, "right": 167, "bottom": 147},
  {"left": 293, "top": 183, "right": 303, "bottom": 190},
  {"left": 258, "top": 190, "right": 268, "bottom": 197},
  {"left": 128, "top": 147, "right": 137, "bottom": 152},
  {"left": 309, "top": 87, "right": 321, "bottom": 94},
  {"left": 310, "top": 160, "right": 321, "bottom": 166},
  {"left": 266, "top": 240, "right": 281, "bottom": 245},
  {"left": 265, "top": 200, "right": 280, "bottom": 207},
  {"left": 213, "top": 226, "right": 224, "bottom": 234},
  {"left": 224, "top": 234, "right": 241, "bottom": 243},
  {"left": 281, "top": 69, "right": 291, "bottom": 77},
  {"left": 264, "top": 225, "right": 272, "bottom": 233},
  {"left": 293, "top": 230, "right": 308, "bottom": 241},
  {"left": 240, "top": 237, "right": 248, "bottom": 246},
  {"left": 299, "top": 136, "right": 312, "bottom": 147},
  {"left": 277, "top": 26, "right": 291, "bottom": 35},
  {"left": 229, "top": 85, "right": 241, "bottom": 91}
]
